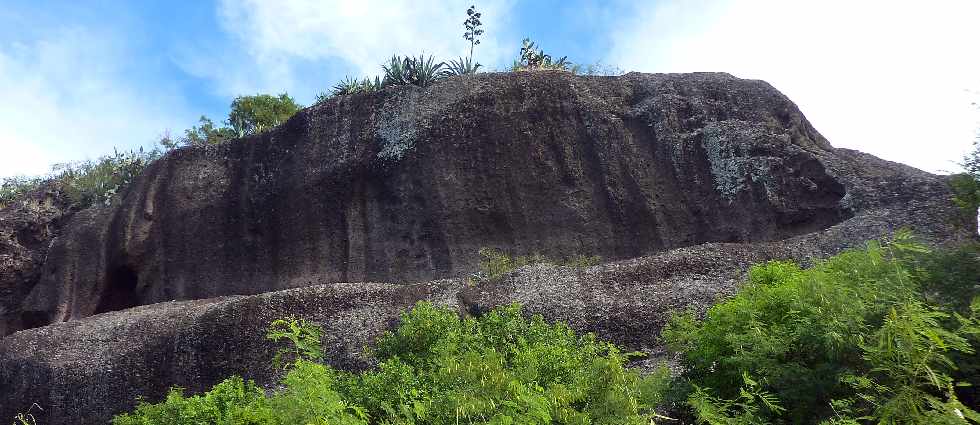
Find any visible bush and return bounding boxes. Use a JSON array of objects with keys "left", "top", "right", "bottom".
[
  {"left": 0, "top": 176, "right": 45, "bottom": 209},
  {"left": 513, "top": 38, "right": 571, "bottom": 71},
  {"left": 664, "top": 232, "right": 980, "bottom": 424},
  {"left": 113, "top": 303, "right": 670, "bottom": 425},
  {"left": 0, "top": 148, "right": 160, "bottom": 210}
]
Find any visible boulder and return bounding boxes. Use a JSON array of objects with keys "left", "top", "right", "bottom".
[{"left": 0, "top": 71, "right": 970, "bottom": 423}]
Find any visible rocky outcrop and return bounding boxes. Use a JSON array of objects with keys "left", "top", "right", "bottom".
[
  {"left": 10, "top": 72, "right": 865, "bottom": 335},
  {"left": 0, "top": 182, "right": 74, "bottom": 337},
  {"left": 0, "top": 183, "right": 959, "bottom": 423},
  {"left": 0, "top": 71, "right": 970, "bottom": 423}
]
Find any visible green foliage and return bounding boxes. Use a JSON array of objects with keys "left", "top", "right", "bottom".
[
  {"left": 162, "top": 116, "right": 237, "bottom": 148},
  {"left": 113, "top": 377, "right": 274, "bottom": 425},
  {"left": 912, "top": 242, "right": 980, "bottom": 313},
  {"left": 340, "top": 303, "right": 671, "bottom": 425},
  {"left": 963, "top": 136, "right": 980, "bottom": 177},
  {"left": 951, "top": 173, "right": 980, "bottom": 218},
  {"left": 228, "top": 93, "right": 302, "bottom": 137},
  {"left": 160, "top": 93, "right": 301, "bottom": 149},
  {"left": 0, "top": 176, "right": 44, "bottom": 209},
  {"left": 1, "top": 148, "right": 161, "bottom": 210},
  {"left": 266, "top": 317, "right": 324, "bottom": 369},
  {"left": 114, "top": 303, "right": 669, "bottom": 425},
  {"left": 57, "top": 149, "right": 160, "bottom": 208},
  {"left": 381, "top": 55, "right": 411, "bottom": 86},
  {"left": 404, "top": 54, "right": 446, "bottom": 88},
  {"left": 839, "top": 301, "right": 977, "bottom": 424},
  {"left": 382, "top": 54, "right": 449, "bottom": 87},
  {"left": 475, "top": 248, "right": 601, "bottom": 281},
  {"left": 665, "top": 232, "right": 980, "bottom": 424},
  {"left": 952, "top": 135, "right": 980, "bottom": 226},
  {"left": 330, "top": 76, "right": 383, "bottom": 98},
  {"left": 514, "top": 38, "right": 571, "bottom": 71},
  {"left": 443, "top": 56, "right": 482, "bottom": 76},
  {"left": 688, "top": 373, "right": 784, "bottom": 425}
]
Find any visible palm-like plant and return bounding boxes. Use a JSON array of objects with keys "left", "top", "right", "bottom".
[
  {"left": 405, "top": 54, "right": 445, "bottom": 87},
  {"left": 382, "top": 55, "right": 410, "bottom": 86},
  {"left": 384, "top": 54, "right": 446, "bottom": 88},
  {"left": 443, "top": 56, "right": 482, "bottom": 76},
  {"left": 331, "top": 76, "right": 361, "bottom": 96},
  {"left": 330, "top": 76, "right": 382, "bottom": 97}
]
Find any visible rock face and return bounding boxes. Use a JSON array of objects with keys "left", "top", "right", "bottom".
[
  {"left": 0, "top": 71, "right": 968, "bottom": 423},
  {"left": 11, "top": 72, "right": 858, "bottom": 334},
  {"left": 0, "top": 183, "right": 74, "bottom": 337}
]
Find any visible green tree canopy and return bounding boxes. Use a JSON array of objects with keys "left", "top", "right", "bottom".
[{"left": 228, "top": 93, "right": 302, "bottom": 137}]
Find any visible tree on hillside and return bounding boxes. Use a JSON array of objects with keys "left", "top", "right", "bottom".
[
  {"left": 160, "top": 93, "right": 302, "bottom": 149},
  {"left": 228, "top": 93, "right": 302, "bottom": 137}
]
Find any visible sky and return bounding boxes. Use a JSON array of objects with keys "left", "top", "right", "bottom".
[{"left": 1, "top": 0, "right": 978, "bottom": 178}]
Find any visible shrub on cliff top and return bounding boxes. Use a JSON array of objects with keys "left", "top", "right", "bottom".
[{"left": 0, "top": 148, "right": 160, "bottom": 210}]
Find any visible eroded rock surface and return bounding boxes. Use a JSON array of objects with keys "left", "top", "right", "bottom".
[
  {"left": 0, "top": 72, "right": 970, "bottom": 423},
  {"left": 12, "top": 72, "right": 864, "bottom": 333},
  {"left": 0, "top": 182, "right": 74, "bottom": 337}
]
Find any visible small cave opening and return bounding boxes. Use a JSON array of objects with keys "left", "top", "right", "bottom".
[
  {"left": 95, "top": 265, "right": 140, "bottom": 314},
  {"left": 19, "top": 310, "right": 50, "bottom": 330}
]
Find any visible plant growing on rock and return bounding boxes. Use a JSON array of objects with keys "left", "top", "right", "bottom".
[
  {"left": 442, "top": 4, "right": 484, "bottom": 77},
  {"left": 330, "top": 76, "right": 383, "bottom": 97},
  {"left": 443, "top": 56, "right": 482, "bottom": 76},
  {"left": 266, "top": 317, "right": 323, "bottom": 369},
  {"left": 513, "top": 38, "right": 570, "bottom": 71},
  {"left": 381, "top": 54, "right": 447, "bottom": 88},
  {"left": 0, "top": 176, "right": 44, "bottom": 209},
  {"left": 228, "top": 93, "right": 302, "bottom": 137},
  {"left": 474, "top": 248, "right": 601, "bottom": 281}
]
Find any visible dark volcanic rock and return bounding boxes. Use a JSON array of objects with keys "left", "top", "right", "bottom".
[
  {"left": 15, "top": 72, "right": 864, "bottom": 332},
  {"left": 0, "top": 72, "right": 970, "bottom": 423},
  {"left": 0, "top": 182, "right": 74, "bottom": 336},
  {"left": 0, "top": 195, "right": 960, "bottom": 424}
]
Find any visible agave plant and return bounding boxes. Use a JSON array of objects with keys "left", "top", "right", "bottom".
[
  {"left": 331, "top": 76, "right": 362, "bottom": 96},
  {"left": 330, "top": 75, "right": 382, "bottom": 97},
  {"left": 382, "top": 55, "right": 410, "bottom": 86},
  {"left": 405, "top": 54, "right": 446, "bottom": 87},
  {"left": 443, "top": 56, "right": 482, "bottom": 76}
]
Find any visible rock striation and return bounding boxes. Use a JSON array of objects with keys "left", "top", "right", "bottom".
[{"left": 0, "top": 71, "right": 969, "bottom": 423}]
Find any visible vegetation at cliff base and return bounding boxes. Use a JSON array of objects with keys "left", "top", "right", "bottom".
[
  {"left": 112, "top": 303, "right": 671, "bottom": 425},
  {"left": 665, "top": 232, "right": 980, "bottom": 424},
  {"left": 109, "top": 233, "right": 980, "bottom": 425}
]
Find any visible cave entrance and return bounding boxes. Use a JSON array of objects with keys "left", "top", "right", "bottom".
[
  {"left": 19, "top": 310, "right": 50, "bottom": 330},
  {"left": 95, "top": 265, "right": 140, "bottom": 314}
]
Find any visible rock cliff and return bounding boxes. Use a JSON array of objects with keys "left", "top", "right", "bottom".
[{"left": 0, "top": 71, "right": 967, "bottom": 423}]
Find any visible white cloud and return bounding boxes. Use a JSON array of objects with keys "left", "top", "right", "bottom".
[
  {"left": 0, "top": 28, "right": 194, "bottom": 178},
  {"left": 193, "top": 0, "right": 515, "bottom": 98},
  {"left": 609, "top": 0, "right": 980, "bottom": 174}
]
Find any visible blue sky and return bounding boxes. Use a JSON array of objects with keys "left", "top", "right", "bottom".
[{"left": 2, "top": 0, "right": 979, "bottom": 178}]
